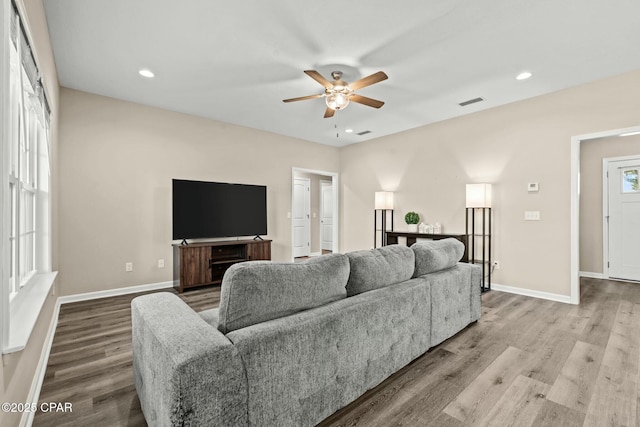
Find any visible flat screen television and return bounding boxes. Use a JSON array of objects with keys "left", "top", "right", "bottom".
[{"left": 172, "top": 179, "right": 267, "bottom": 241}]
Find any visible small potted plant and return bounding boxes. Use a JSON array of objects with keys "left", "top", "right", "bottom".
[{"left": 404, "top": 211, "right": 420, "bottom": 232}]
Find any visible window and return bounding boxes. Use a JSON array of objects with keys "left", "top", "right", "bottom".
[
  {"left": 622, "top": 169, "right": 639, "bottom": 193},
  {"left": 2, "top": 1, "right": 54, "bottom": 353}
]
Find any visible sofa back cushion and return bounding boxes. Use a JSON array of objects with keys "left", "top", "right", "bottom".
[
  {"left": 218, "top": 254, "right": 349, "bottom": 334},
  {"left": 412, "top": 238, "right": 464, "bottom": 277},
  {"left": 345, "top": 245, "right": 415, "bottom": 296}
]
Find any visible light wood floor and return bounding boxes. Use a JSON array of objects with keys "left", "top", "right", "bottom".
[{"left": 34, "top": 278, "right": 640, "bottom": 426}]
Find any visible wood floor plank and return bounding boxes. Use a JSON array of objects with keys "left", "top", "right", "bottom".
[
  {"left": 546, "top": 340, "right": 605, "bottom": 413},
  {"left": 443, "top": 346, "right": 532, "bottom": 424},
  {"left": 476, "top": 375, "right": 550, "bottom": 427},
  {"left": 583, "top": 365, "right": 637, "bottom": 427},
  {"left": 531, "top": 400, "right": 585, "bottom": 427},
  {"left": 600, "top": 300, "right": 640, "bottom": 375},
  {"left": 523, "top": 330, "right": 577, "bottom": 386}
]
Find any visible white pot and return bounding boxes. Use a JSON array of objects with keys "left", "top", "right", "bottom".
[{"left": 407, "top": 224, "right": 418, "bottom": 232}]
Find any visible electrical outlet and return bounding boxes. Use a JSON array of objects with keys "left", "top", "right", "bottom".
[
  {"left": 524, "top": 211, "right": 541, "bottom": 221},
  {"left": 158, "top": 259, "right": 165, "bottom": 268},
  {"left": 494, "top": 260, "right": 500, "bottom": 269},
  {"left": 125, "top": 262, "right": 133, "bottom": 272}
]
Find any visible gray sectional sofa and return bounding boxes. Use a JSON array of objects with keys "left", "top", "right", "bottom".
[{"left": 131, "top": 239, "right": 481, "bottom": 426}]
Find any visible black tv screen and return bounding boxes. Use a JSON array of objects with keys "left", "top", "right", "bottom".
[{"left": 172, "top": 179, "right": 267, "bottom": 240}]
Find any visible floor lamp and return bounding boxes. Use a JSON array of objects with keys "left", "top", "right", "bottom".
[
  {"left": 374, "top": 191, "right": 394, "bottom": 248},
  {"left": 465, "top": 184, "right": 492, "bottom": 292}
]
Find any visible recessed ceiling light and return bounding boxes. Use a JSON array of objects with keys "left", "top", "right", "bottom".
[
  {"left": 139, "top": 69, "right": 155, "bottom": 78},
  {"left": 345, "top": 129, "right": 354, "bottom": 133},
  {"left": 516, "top": 72, "right": 532, "bottom": 80}
]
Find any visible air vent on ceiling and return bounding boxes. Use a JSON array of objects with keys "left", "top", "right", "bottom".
[
  {"left": 357, "top": 130, "right": 372, "bottom": 136},
  {"left": 459, "top": 97, "right": 485, "bottom": 107}
]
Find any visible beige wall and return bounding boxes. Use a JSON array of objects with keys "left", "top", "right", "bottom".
[
  {"left": 57, "top": 88, "right": 340, "bottom": 296},
  {"left": 1, "top": 1, "right": 59, "bottom": 426},
  {"left": 340, "top": 70, "right": 640, "bottom": 298},
  {"left": 580, "top": 134, "right": 640, "bottom": 274}
]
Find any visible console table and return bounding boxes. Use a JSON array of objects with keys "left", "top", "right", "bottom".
[
  {"left": 173, "top": 239, "right": 271, "bottom": 292},
  {"left": 384, "top": 231, "right": 469, "bottom": 263}
]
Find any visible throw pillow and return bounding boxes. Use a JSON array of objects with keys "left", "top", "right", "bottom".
[
  {"left": 345, "top": 245, "right": 415, "bottom": 296},
  {"left": 412, "top": 238, "right": 464, "bottom": 277},
  {"left": 218, "top": 254, "right": 349, "bottom": 334}
]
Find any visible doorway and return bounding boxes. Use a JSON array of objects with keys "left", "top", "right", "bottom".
[
  {"left": 572, "top": 125, "right": 640, "bottom": 304},
  {"left": 291, "top": 168, "right": 339, "bottom": 261},
  {"left": 604, "top": 156, "right": 640, "bottom": 282}
]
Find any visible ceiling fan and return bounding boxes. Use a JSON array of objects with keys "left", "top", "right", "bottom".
[{"left": 283, "top": 70, "right": 388, "bottom": 118}]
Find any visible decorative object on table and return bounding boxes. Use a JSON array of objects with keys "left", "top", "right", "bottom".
[
  {"left": 425, "top": 223, "right": 434, "bottom": 234},
  {"left": 434, "top": 222, "right": 442, "bottom": 234},
  {"left": 418, "top": 222, "right": 427, "bottom": 234},
  {"left": 404, "top": 211, "right": 420, "bottom": 232},
  {"left": 374, "top": 191, "right": 394, "bottom": 247},
  {"left": 465, "top": 183, "right": 492, "bottom": 292}
]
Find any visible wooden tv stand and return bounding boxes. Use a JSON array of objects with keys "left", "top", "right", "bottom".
[{"left": 173, "top": 239, "right": 271, "bottom": 292}]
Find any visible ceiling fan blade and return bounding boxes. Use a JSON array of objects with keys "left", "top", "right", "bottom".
[
  {"left": 282, "top": 94, "right": 324, "bottom": 103},
  {"left": 324, "top": 107, "right": 335, "bottom": 118},
  {"left": 348, "top": 71, "right": 388, "bottom": 91},
  {"left": 304, "top": 70, "right": 333, "bottom": 89},
  {"left": 349, "top": 94, "right": 385, "bottom": 109}
]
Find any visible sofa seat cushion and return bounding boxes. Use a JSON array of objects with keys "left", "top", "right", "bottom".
[
  {"left": 412, "top": 238, "right": 465, "bottom": 277},
  {"left": 217, "top": 254, "right": 350, "bottom": 334},
  {"left": 346, "top": 245, "right": 415, "bottom": 296}
]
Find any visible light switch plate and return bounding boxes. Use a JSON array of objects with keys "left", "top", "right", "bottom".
[{"left": 528, "top": 182, "right": 539, "bottom": 192}]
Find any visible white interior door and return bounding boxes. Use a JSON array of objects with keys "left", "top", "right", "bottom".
[
  {"left": 608, "top": 158, "right": 640, "bottom": 281},
  {"left": 292, "top": 177, "right": 310, "bottom": 258},
  {"left": 320, "top": 180, "right": 333, "bottom": 251}
]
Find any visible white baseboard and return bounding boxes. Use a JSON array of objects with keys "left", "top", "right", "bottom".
[
  {"left": 308, "top": 252, "right": 322, "bottom": 257},
  {"left": 22, "top": 296, "right": 61, "bottom": 427},
  {"left": 580, "top": 271, "right": 605, "bottom": 279},
  {"left": 58, "top": 280, "right": 174, "bottom": 305},
  {"left": 491, "top": 282, "right": 572, "bottom": 304}
]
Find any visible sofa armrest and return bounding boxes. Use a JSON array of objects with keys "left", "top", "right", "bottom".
[
  {"left": 456, "top": 262, "right": 482, "bottom": 321},
  {"left": 131, "top": 292, "right": 247, "bottom": 427}
]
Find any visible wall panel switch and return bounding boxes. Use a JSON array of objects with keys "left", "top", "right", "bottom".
[
  {"left": 125, "top": 262, "right": 133, "bottom": 272},
  {"left": 524, "top": 211, "right": 541, "bottom": 221}
]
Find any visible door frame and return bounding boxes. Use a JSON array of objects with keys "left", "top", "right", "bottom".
[
  {"left": 291, "top": 168, "right": 339, "bottom": 261},
  {"left": 571, "top": 125, "right": 640, "bottom": 304},
  {"left": 319, "top": 179, "right": 333, "bottom": 252},
  {"left": 602, "top": 154, "right": 640, "bottom": 280}
]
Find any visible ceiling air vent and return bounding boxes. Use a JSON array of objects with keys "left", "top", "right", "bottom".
[
  {"left": 459, "top": 97, "right": 485, "bottom": 107},
  {"left": 357, "top": 130, "right": 372, "bottom": 136}
]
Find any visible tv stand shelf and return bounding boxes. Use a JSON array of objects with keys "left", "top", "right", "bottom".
[{"left": 173, "top": 239, "right": 271, "bottom": 292}]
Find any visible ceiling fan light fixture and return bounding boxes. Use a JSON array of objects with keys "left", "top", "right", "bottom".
[
  {"left": 283, "top": 69, "right": 387, "bottom": 117},
  {"left": 325, "top": 93, "right": 350, "bottom": 110}
]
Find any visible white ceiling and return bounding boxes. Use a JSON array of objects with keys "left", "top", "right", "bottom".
[{"left": 43, "top": 0, "right": 640, "bottom": 147}]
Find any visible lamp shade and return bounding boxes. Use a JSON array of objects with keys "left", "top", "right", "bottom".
[
  {"left": 466, "top": 183, "right": 492, "bottom": 208},
  {"left": 375, "top": 191, "right": 394, "bottom": 210}
]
